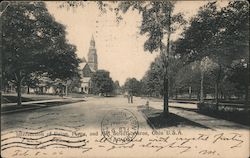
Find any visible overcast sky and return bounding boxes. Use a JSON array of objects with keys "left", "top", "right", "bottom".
[{"left": 46, "top": 1, "right": 227, "bottom": 85}]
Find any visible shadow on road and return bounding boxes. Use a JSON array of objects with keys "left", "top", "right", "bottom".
[{"left": 138, "top": 105, "right": 210, "bottom": 129}]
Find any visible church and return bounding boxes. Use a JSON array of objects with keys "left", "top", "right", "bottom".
[{"left": 79, "top": 35, "right": 98, "bottom": 94}]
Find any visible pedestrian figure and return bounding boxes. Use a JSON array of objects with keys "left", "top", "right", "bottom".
[
  {"left": 130, "top": 93, "right": 133, "bottom": 103},
  {"left": 125, "top": 91, "right": 130, "bottom": 103}
]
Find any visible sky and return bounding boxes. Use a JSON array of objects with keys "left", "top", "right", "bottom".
[{"left": 46, "top": 1, "right": 224, "bottom": 85}]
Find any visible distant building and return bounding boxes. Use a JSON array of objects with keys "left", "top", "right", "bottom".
[{"left": 79, "top": 35, "right": 98, "bottom": 94}]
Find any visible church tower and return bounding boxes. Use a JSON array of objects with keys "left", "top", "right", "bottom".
[{"left": 87, "top": 35, "right": 98, "bottom": 71}]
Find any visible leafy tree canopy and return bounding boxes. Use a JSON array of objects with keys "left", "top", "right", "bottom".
[
  {"left": 91, "top": 70, "right": 114, "bottom": 95},
  {"left": 1, "top": 2, "right": 80, "bottom": 105}
]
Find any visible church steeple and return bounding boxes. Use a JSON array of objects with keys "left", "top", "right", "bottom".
[
  {"left": 90, "top": 35, "right": 95, "bottom": 48},
  {"left": 88, "top": 34, "right": 98, "bottom": 71}
]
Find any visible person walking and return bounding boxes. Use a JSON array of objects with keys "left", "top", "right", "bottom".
[
  {"left": 130, "top": 93, "right": 133, "bottom": 103},
  {"left": 125, "top": 91, "right": 130, "bottom": 103}
]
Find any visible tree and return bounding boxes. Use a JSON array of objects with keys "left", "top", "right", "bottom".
[
  {"left": 174, "top": 61, "right": 201, "bottom": 99},
  {"left": 141, "top": 41, "right": 182, "bottom": 99},
  {"left": 199, "top": 57, "right": 218, "bottom": 102},
  {"left": 113, "top": 80, "right": 122, "bottom": 95},
  {"left": 67, "top": 75, "right": 81, "bottom": 93},
  {"left": 91, "top": 70, "right": 114, "bottom": 96},
  {"left": 216, "top": 1, "right": 249, "bottom": 103},
  {"left": 228, "top": 61, "right": 249, "bottom": 100},
  {"left": 141, "top": 57, "right": 164, "bottom": 97},
  {"left": 175, "top": 2, "right": 222, "bottom": 104},
  {"left": 2, "top": 2, "right": 80, "bottom": 105},
  {"left": 118, "top": 1, "right": 186, "bottom": 114},
  {"left": 22, "top": 73, "right": 40, "bottom": 94},
  {"left": 124, "top": 78, "right": 142, "bottom": 96},
  {"left": 176, "top": 1, "right": 249, "bottom": 104}
]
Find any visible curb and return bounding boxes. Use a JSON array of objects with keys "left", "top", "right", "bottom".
[
  {"left": 1, "top": 106, "right": 44, "bottom": 115},
  {"left": 1, "top": 100, "right": 85, "bottom": 115},
  {"left": 138, "top": 106, "right": 156, "bottom": 130}
]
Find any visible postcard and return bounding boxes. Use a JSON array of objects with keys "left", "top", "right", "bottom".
[{"left": 1, "top": 1, "right": 249, "bottom": 158}]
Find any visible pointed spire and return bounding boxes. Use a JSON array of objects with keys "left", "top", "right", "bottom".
[
  {"left": 91, "top": 34, "right": 95, "bottom": 41},
  {"left": 90, "top": 34, "right": 95, "bottom": 48}
]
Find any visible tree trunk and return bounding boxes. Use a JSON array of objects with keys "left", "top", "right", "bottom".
[
  {"left": 220, "top": 91, "right": 223, "bottom": 100},
  {"left": 163, "top": 11, "right": 171, "bottom": 115},
  {"left": 168, "top": 78, "right": 174, "bottom": 99},
  {"left": 197, "top": 92, "right": 200, "bottom": 100},
  {"left": 245, "top": 58, "right": 249, "bottom": 105},
  {"left": 175, "top": 88, "right": 178, "bottom": 99},
  {"left": 188, "top": 86, "right": 192, "bottom": 99},
  {"left": 215, "top": 82, "right": 219, "bottom": 104},
  {"left": 65, "top": 85, "right": 68, "bottom": 96},
  {"left": 215, "top": 65, "right": 222, "bottom": 105},
  {"left": 245, "top": 84, "right": 249, "bottom": 105},
  {"left": 200, "top": 71, "right": 204, "bottom": 103},
  {"left": 163, "top": 71, "right": 169, "bottom": 114},
  {"left": 17, "top": 80, "right": 22, "bottom": 106},
  {"left": 27, "top": 85, "right": 30, "bottom": 94}
]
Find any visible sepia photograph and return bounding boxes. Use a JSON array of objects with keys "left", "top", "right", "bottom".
[{"left": 1, "top": 1, "right": 249, "bottom": 157}]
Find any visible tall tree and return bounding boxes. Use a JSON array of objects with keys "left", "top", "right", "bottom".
[
  {"left": 118, "top": 1, "right": 185, "bottom": 114},
  {"left": 216, "top": 1, "right": 249, "bottom": 103},
  {"left": 175, "top": 2, "right": 221, "bottom": 104},
  {"left": 176, "top": 1, "right": 249, "bottom": 104},
  {"left": 2, "top": 2, "right": 80, "bottom": 105}
]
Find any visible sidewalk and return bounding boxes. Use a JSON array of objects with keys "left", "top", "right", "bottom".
[
  {"left": 1, "top": 98, "right": 85, "bottom": 114},
  {"left": 2, "top": 98, "right": 71, "bottom": 107},
  {"left": 144, "top": 101, "right": 249, "bottom": 130}
]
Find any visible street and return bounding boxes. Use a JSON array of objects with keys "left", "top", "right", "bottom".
[
  {"left": 2, "top": 96, "right": 248, "bottom": 132},
  {"left": 2, "top": 96, "right": 249, "bottom": 158},
  {"left": 1, "top": 96, "right": 151, "bottom": 132}
]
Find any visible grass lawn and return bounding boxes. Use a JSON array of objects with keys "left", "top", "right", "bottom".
[
  {"left": 198, "top": 109, "right": 250, "bottom": 126},
  {"left": 2, "top": 94, "right": 62, "bottom": 104},
  {"left": 1, "top": 100, "right": 84, "bottom": 114},
  {"left": 2, "top": 95, "right": 33, "bottom": 103},
  {"left": 138, "top": 105, "right": 209, "bottom": 129}
]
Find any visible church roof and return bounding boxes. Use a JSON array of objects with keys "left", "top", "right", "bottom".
[
  {"left": 79, "top": 56, "right": 87, "bottom": 69},
  {"left": 89, "top": 67, "right": 96, "bottom": 72},
  {"left": 83, "top": 63, "right": 91, "bottom": 71},
  {"left": 79, "top": 62, "right": 87, "bottom": 70},
  {"left": 82, "top": 63, "right": 94, "bottom": 77}
]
